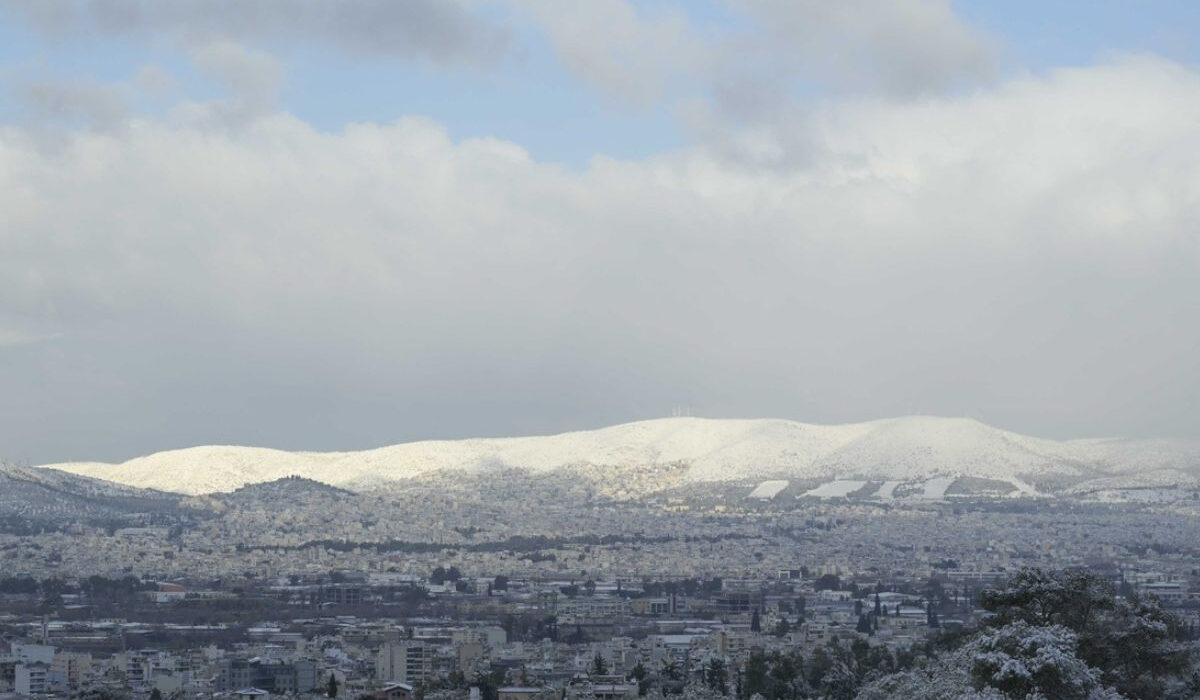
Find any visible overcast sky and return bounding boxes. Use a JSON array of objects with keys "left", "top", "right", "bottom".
[{"left": 1, "top": 0, "right": 1199, "bottom": 464}]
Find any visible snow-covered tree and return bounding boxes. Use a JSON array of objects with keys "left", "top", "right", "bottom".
[
  {"left": 979, "top": 568, "right": 1192, "bottom": 697},
  {"left": 855, "top": 645, "right": 993, "bottom": 699},
  {"left": 969, "top": 622, "right": 1107, "bottom": 699}
]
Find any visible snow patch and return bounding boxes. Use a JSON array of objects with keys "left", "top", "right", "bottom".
[
  {"left": 920, "top": 477, "right": 956, "bottom": 500},
  {"left": 748, "top": 480, "right": 789, "bottom": 499},
  {"left": 804, "top": 480, "right": 868, "bottom": 498}
]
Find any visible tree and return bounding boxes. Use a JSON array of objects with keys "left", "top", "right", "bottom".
[
  {"left": 631, "top": 660, "right": 650, "bottom": 696},
  {"left": 814, "top": 574, "right": 840, "bottom": 592},
  {"left": 750, "top": 608, "right": 761, "bottom": 633},
  {"left": 568, "top": 623, "right": 587, "bottom": 644},
  {"left": 767, "top": 652, "right": 805, "bottom": 700},
  {"left": 660, "top": 658, "right": 684, "bottom": 695},
  {"left": 71, "top": 689, "right": 131, "bottom": 700},
  {"left": 923, "top": 577, "right": 947, "bottom": 605},
  {"left": 806, "top": 647, "right": 832, "bottom": 691},
  {"left": 773, "top": 617, "right": 791, "bottom": 638},
  {"left": 704, "top": 658, "right": 728, "bottom": 694},
  {"left": 326, "top": 672, "right": 339, "bottom": 699},
  {"left": 493, "top": 575, "right": 509, "bottom": 591},
  {"left": 592, "top": 652, "right": 609, "bottom": 676},
  {"left": 969, "top": 622, "right": 1108, "bottom": 699},
  {"left": 742, "top": 653, "right": 768, "bottom": 699},
  {"left": 863, "top": 568, "right": 1194, "bottom": 699},
  {"left": 856, "top": 645, "right": 976, "bottom": 700},
  {"left": 818, "top": 660, "right": 857, "bottom": 700},
  {"left": 979, "top": 568, "right": 1192, "bottom": 697},
  {"left": 979, "top": 568, "right": 1110, "bottom": 630},
  {"left": 474, "top": 667, "right": 508, "bottom": 700}
]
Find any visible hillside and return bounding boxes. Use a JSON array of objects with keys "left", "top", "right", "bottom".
[
  {"left": 39, "top": 416, "right": 1200, "bottom": 496},
  {"left": 0, "top": 461, "right": 183, "bottom": 530}
]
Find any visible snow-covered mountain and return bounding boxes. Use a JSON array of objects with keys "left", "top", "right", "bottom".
[{"left": 38, "top": 416, "right": 1200, "bottom": 496}]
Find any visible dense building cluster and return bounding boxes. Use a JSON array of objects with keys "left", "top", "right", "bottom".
[
  {"left": 4, "top": 476, "right": 1200, "bottom": 699},
  {"left": 2, "top": 551, "right": 1199, "bottom": 699}
]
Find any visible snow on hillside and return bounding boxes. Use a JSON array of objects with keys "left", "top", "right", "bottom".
[
  {"left": 38, "top": 416, "right": 1200, "bottom": 496},
  {"left": 810, "top": 416, "right": 1073, "bottom": 481},
  {"left": 1, "top": 460, "right": 167, "bottom": 499},
  {"left": 748, "top": 480, "right": 790, "bottom": 499}
]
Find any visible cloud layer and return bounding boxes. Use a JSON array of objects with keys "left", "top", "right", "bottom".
[
  {"left": 1, "top": 0, "right": 512, "bottom": 66},
  {"left": 1, "top": 54, "right": 1198, "bottom": 462}
]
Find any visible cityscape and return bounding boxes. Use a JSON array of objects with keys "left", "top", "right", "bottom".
[{"left": 4, "top": 417, "right": 1200, "bottom": 698}]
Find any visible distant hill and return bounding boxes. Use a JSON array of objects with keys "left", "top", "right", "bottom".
[
  {"left": 218, "top": 475, "right": 353, "bottom": 503},
  {"left": 0, "top": 461, "right": 183, "bottom": 530},
  {"left": 39, "top": 416, "right": 1200, "bottom": 497}
]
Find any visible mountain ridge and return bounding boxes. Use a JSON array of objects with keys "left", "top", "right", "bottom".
[{"left": 37, "top": 416, "right": 1200, "bottom": 496}]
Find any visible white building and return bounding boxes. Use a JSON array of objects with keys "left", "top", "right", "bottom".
[
  {"left": 16, "top": 661, "right": 51, "bottom": 695},
  {"left": 376, "top": 642, "right": 433, "bottom": 684}
]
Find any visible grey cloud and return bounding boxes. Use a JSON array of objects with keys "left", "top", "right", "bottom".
[
  {"left": 17, "top": 79, "right": 130, "bottom": 129},
  {"left": 188, "top": 40, "right": 284, "bottom": 118},
  {"left": 511, "top": 0, "right": 992, "bottom": 109},
  {"left": 2, "top": 0, "right": 512, "bottom": 66},
  {"left": 682, "top": 0, "right": 997, "bottom": 160},
  {"left": 134, "top": 65, "right": 174, "bottom": 97},
  {"left": 509, "top": 0, "right": 705, "bottom": 105},
  {"left": 0, "top": 58, "right": 1198, "bottom": 465},
  {"left": 729, "top": 0, "right": 994, "bottom": 98}
]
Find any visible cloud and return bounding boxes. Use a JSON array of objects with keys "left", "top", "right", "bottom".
[
  {"left": 729, "top": 0, "right": 995, "bottom": 97},
  {"left": 189, "top": 40, "right": 283, "bottom": 117},
  {"left": 133, "top": 64, "right": 175, "bottom": 97},
  {"left": 510, "top": 0, "right": 992, "bottom": 108},
  {"left": 0, "top": 323, "right": 59, "bottom": 347},
  {"left": 0, "top": 56, "right": 1198, "bottom": 463},
  {"left": 1, "top": 0, "right": 991, "bottom": 121},
  {"left": 510, "top": 0, "right": 707, "bottom": 105},
  {"left": 1, "top": 0, "right": 512, "bottom": 67},
  {"left": 15, "top": 79, "right": 130, "bottom": 130}
]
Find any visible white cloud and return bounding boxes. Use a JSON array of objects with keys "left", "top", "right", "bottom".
[{"left": 0, "top": 56, "right": 1198, "bottom": 461}]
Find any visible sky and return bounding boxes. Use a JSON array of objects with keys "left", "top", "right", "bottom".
[{"left": 1, "top": 0, "right": 1198, "bottom": 464}]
